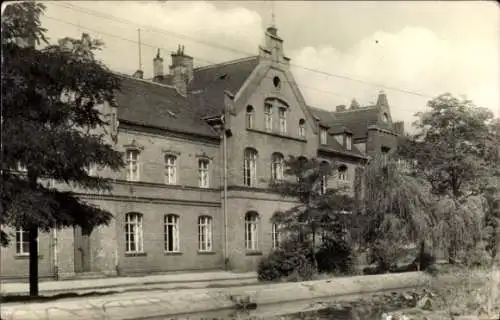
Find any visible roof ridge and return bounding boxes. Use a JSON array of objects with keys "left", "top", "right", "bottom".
[
  {"left": 115, "top": 72, "right": 188, "bottom": 99},
  {"left": 193, "top": 56, "right": 258, "bottom": 72},
  {"left": 333, "top": 106, "right": 378, "bottom": 113}
]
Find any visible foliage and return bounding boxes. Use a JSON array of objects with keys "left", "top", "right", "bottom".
[
  {"left": 366, "top": 239, "right": 401, "bottom": 273},
  {"left": 257, "top": 237, "right": 316, "bottom": 282},
  {"left": 1, "top": 2, "right": 124, "bottom": 295},
  {"left": 315, "top": 237, "right": 356, "bottom": 275}
]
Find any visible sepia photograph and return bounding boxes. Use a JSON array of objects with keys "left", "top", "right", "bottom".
[{"left": 1, "top": 1, "right": 499, "bottom": 319}]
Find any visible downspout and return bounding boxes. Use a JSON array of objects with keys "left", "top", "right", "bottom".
[{"left": 222, "top": 115, "right": 229, "bottom": 270}]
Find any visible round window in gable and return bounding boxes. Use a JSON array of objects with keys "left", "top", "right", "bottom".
[
  {"left": 273, "top": 76, "right": 281, "bottom": 89},
  {"left": 382, "top": 112, "right": 389, "bottom": 123}
]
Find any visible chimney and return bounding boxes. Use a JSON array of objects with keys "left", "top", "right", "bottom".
[
  {"left": 169, "top": 45, "right": 193, "bottom": 95},
  {"left": 376, "top": 90, "right": 388, "bottom": 108},
  {"left": 153, "top": 49, "right": 164, "bottom": 82},
  {"left": 132, "top": 70, "right": 144, "bottom": 79},
  {"left": 350, "top": 98, "right": 360, "bottom": 109},
  {"left": 336, "top": 105, "right": 347, "bottom": 112},
  {"left": 393, "top": 121, "right": 405, "bottom": 135}
]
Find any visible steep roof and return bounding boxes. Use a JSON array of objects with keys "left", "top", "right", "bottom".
[
  {"left": 333, "top": 107, "right": 380, "bottom": 139},
  {"left": 115, "top": 75, "right": 218, "bottom": 138},
  {"left": 308, "top": 106, "right": 337, "bottom": 127},
  {"left": 187, "top": 56, "right": 260, "bottom": 118}
]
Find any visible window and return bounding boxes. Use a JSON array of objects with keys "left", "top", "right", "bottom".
[
  {"left": 15, "top": 228, "right": 30, "bottom": 255},
  {"left": 125, "top": 213, "right": 143, "bottom": 253},
  {"left": 246, "top": 105, "right": 254, "bottom": 129},
  {"left": 298, "top": 119, "right": 306, "bottom": 138},
  {"left": 271, "top": 153, "right": 284, "bottom": 181},
  {"left": 264, "top": 103, "right": 272, "bottom": 131},
  {"left": 164, "top": 214, "right": 180, "bottom": 252},
  {"left": 126, "top": 150, "right": 139, "bottom": 181},
  {"left": 17, "top": 163, "right": 27, "bottom": 172},
  {"left": 320, "top": 127, "right": 327, "bottom": 145},
  {"left": 382, "top": 113, "right": 389, "bottom": 123},
  {"left": 338, "top": 165, "right": 348, "bottom": 181},
  {"left": 272, "top": 223, "right": 281, "bottom": 249},
  {"left": 278, "top": 107, "right": 287, "bottom": 134},
  {"left": 243, "top": 148, "right": 257, "bottom": 187},
  {"left": 381, "top": 146, "right": 391, "bottom": 165},
  {"left": 245, "top": 212, "right": 259, "bottom": 251},
  {"left": 165, "top": 154, "right": 177, "bottom": 184},
  {"left": 346, "top": 135, "right": 352, "bottom": 151},
  {"left": 320, "top": 161, "right": 329, "bottom": 195},
  {"left": 198, "top": 216, "right": 213, "bottom": 252},
  {"left": 86, "top": 163, "right": 98, "bottom": 176},
  {"left": 198, "top": 159, "right": 209, "bottom": 188},
  {"left": 273, "top": 76, "right": 281, "bottom": 89}
]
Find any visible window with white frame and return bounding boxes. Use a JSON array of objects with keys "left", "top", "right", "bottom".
[
  {"left": 17, "top": 163, "right": 27, "bottom": 173},
  {"left": 264, "top": 103, "right": 272, "bottom": 131},
  {"left": 245, "top": 212, "right": 259, "bottom": 250},
  {"left": 278, "top": 107, "right": 287, "bottom": 134},
  {"left": 271, "top": 223, "right": 281, "bottom": 249},
  {"left": 164, "top": 154, "right": 177, "bottom": 185},
  {"left": 126, "top": 149, "right": 140, "bottom": 181},
  {"left": 243, "top": 148, "right": 257, "bottom": 187},
  {"left": 320, "top": 161, "right": 329, "bottom": 195},
  {"left": 246, "top": 105, "right": 254, "bottom": 129},
  {"left": 198, "top": 159, "right": 209, "bottom": 188},
  {"left": 320, "top": 127, "right": 327, "bottom": 145},
  {"left": 346, "top": 135, "right": 352, "bottom": 151},
  {"left": 86, "top": 163, "right": 98, "bottom": 176},
  {"left": 15, "top": 228, "right": 30, "bottom": 255},
  {"left": 198, "top": 216, "right": 213, "bottom": 252},
  {"left": 125, "top": 213, "right": 143, "bottom": 253},
  {"left": 164, "top": 214, "right": 180, "bottom": 252},
  {"left": 298, "top": 119, "right": 306, "bottom": 138},
  {"left": 338, "top": 165, "right": 348, "bottom": 181},
  {"left": 271, "top": 153, "right": 284, "bottom": 181}
]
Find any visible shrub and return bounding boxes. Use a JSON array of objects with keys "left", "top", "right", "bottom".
[
  {"left": 412, "top": 250, "right": 437, "bottom": 271},
  {"left": 367, "top": 239, "right": 400, "bottom": 273},
  {"left": 315, "top": 238, "right": 356, "bottom": 275},
  {"left": 257, "top": 238, "right": 316, "bottom": 282}
]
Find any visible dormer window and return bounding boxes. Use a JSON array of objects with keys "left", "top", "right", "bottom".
[
  {"left": 320, "top": 127, "right": 327, "bottom": 145},
  {"left": 345, "top": 135, "right": 352, "bottom": 151}
]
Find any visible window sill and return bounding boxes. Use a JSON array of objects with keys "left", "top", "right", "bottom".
[
  {"left": 197, "top": 251, "right": 216, "bottom": 255},
  {"left": 246, "top": 128, "right": 307, "bottom": 143},
  {"left": 125, "top": 252, "right": 147, "bottom": 257},
  {"left": 245, "top": 251, "right": 263, "bottom": 256},
  {"left": 164, "top": 251, "right": 183, "bottom": 256},
  {"left": 15, "top": 254, "right": 43, "bottom": 260}
]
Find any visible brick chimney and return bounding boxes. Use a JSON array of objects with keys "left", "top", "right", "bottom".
[
  {"left": 336, "top": 105, "right": 347, "bottom": 112},
  {"left": 393, "top": 121, "right": 405, "bottom": 135},
  {"left": 153, "top": 49, "right": 164, "bottom": 82},
  {"left": 169, "top": 45, "right": 193, "bottom": 96},
  {"left": 376, "top": 90, "right": 388, "bottom": 108}
]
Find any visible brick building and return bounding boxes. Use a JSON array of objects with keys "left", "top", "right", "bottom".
[{"left": 0, "top": 26, "right": 404, "bottom": 280}]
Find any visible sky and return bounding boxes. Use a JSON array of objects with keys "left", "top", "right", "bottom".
[{"left": 28, "top": 1, "right": 500, "bottom": 127}]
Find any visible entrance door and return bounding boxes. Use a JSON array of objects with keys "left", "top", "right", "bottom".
[{"left": 74, "top": 226, "right": 91, "bottom": 273}]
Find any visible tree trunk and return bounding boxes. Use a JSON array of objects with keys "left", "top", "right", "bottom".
[
  {"left": 418, "top": 240, "right": 426, "bottom": 271},
  {"left": 487, "top": 217, "right": 500, "bottom": 316},
  {"left": 29, "top": 226, "right": 39, "bottom": 297}
]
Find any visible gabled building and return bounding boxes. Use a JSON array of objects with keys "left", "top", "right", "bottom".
[{"left": 1, "top": 25, "right": 404, "bottom": 279}]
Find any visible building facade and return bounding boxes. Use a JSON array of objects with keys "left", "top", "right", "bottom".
[{"left": 0, "top": 26, "right": 404, "bottom": 280}]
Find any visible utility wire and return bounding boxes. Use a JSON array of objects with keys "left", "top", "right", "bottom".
[
  {"left": 49, "top": 2, "right": 434, "bottom": 99},
  {"left": 44, "top": 14, "right": 428, "bottom": 114}
]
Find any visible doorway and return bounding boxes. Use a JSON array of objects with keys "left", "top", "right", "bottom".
[{"left": 73, "top": 226, "right": 91, "bottom": 273}]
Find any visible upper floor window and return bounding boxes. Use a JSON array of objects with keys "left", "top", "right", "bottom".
[
  {"left": 245, "top": 212, "right": 259, "bottom": 251},
  {"left": 164, "top": 214, "right": 180, "bottom": 253},
  {"left": 15, "top": 227, "right": 30, "bottom": 255},
  {"left": 320, "top": 127, "right": 327, "bottom": 145},
  {"left": 271, "top": 153, "right": 284, "bottom": 181},
  {"left": 278, "top": 107, "right": 287, "bottom": 134},
  {"left": 246, "top": 105, "right": 254, "bottom": 129},
  {"left": 126, "top": 150, "right": 140, "bottom": 182},
  {"left": 264, "top": 103, "right": 273, "bottom": 131},
  {"left": 298, "top": 119, "right": 306, "bottom": 138},
  {"left": 381, "top": 146, "right": 391, "bottom": 165},
  {"left": 198, "top": 159, "right": 209, "bottom": 188},
  {"left": 198, "top": 216, "right": 213, "bottom": 252},
  {"left": 338, "top": 165, "right": 348, "bottom": 181},
  {"left": 243, "top": 148, "right": 257, "bottom": 187},
  {"left": 382, "top": 113, "right": 389, "bottom": 123},
  {"left": 165, "top": 154, "right": 177, "bottom": 185},
  {"left": 125, "top": 212, "right": 143, "bottom": 253},
  {"left": 272, "top": 223, "right": 281, "bottom": 249},
  {"left": 320, "top": 161, "right": 329, "bottom": 194},
  {"left": 346, "top": 135, "right": 352, "bottom": 151},
  {"left": 273, "top": 76, "right": 281, "bottom": 90}
]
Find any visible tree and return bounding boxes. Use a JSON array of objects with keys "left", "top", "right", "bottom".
[
  {"left": 359, "top": 154, "right": 433, "bottom": 271},
  {"left": 270, "top": 156, "right": 354, "bottom": 269},
  {"left": 398, "top": 93, "right": 495, "bottom": 263},
  {"left": 1, "top": 2, "right": 124, "bottom": 296}
]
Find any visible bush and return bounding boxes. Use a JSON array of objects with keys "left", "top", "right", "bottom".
[
  {"left": 315, "top": 238, "right": 356, "bottom": 275},
  {"left": 412, "top": 250, "right": 437, "bottom": 271},
  {"left": 257, "top": 238, "right": 316, "bottom": 282},
  {"left": 367, "top": 240, "right": 400, "bottom": 273}
]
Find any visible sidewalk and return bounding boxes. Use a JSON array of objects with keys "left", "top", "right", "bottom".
[{"left": 0, "top": 271, "right": 257, "bottom": 296}]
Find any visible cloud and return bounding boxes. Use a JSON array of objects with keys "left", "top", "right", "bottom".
[{"left": 39, "top": 1, "right": 499, "bottom": 126}]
